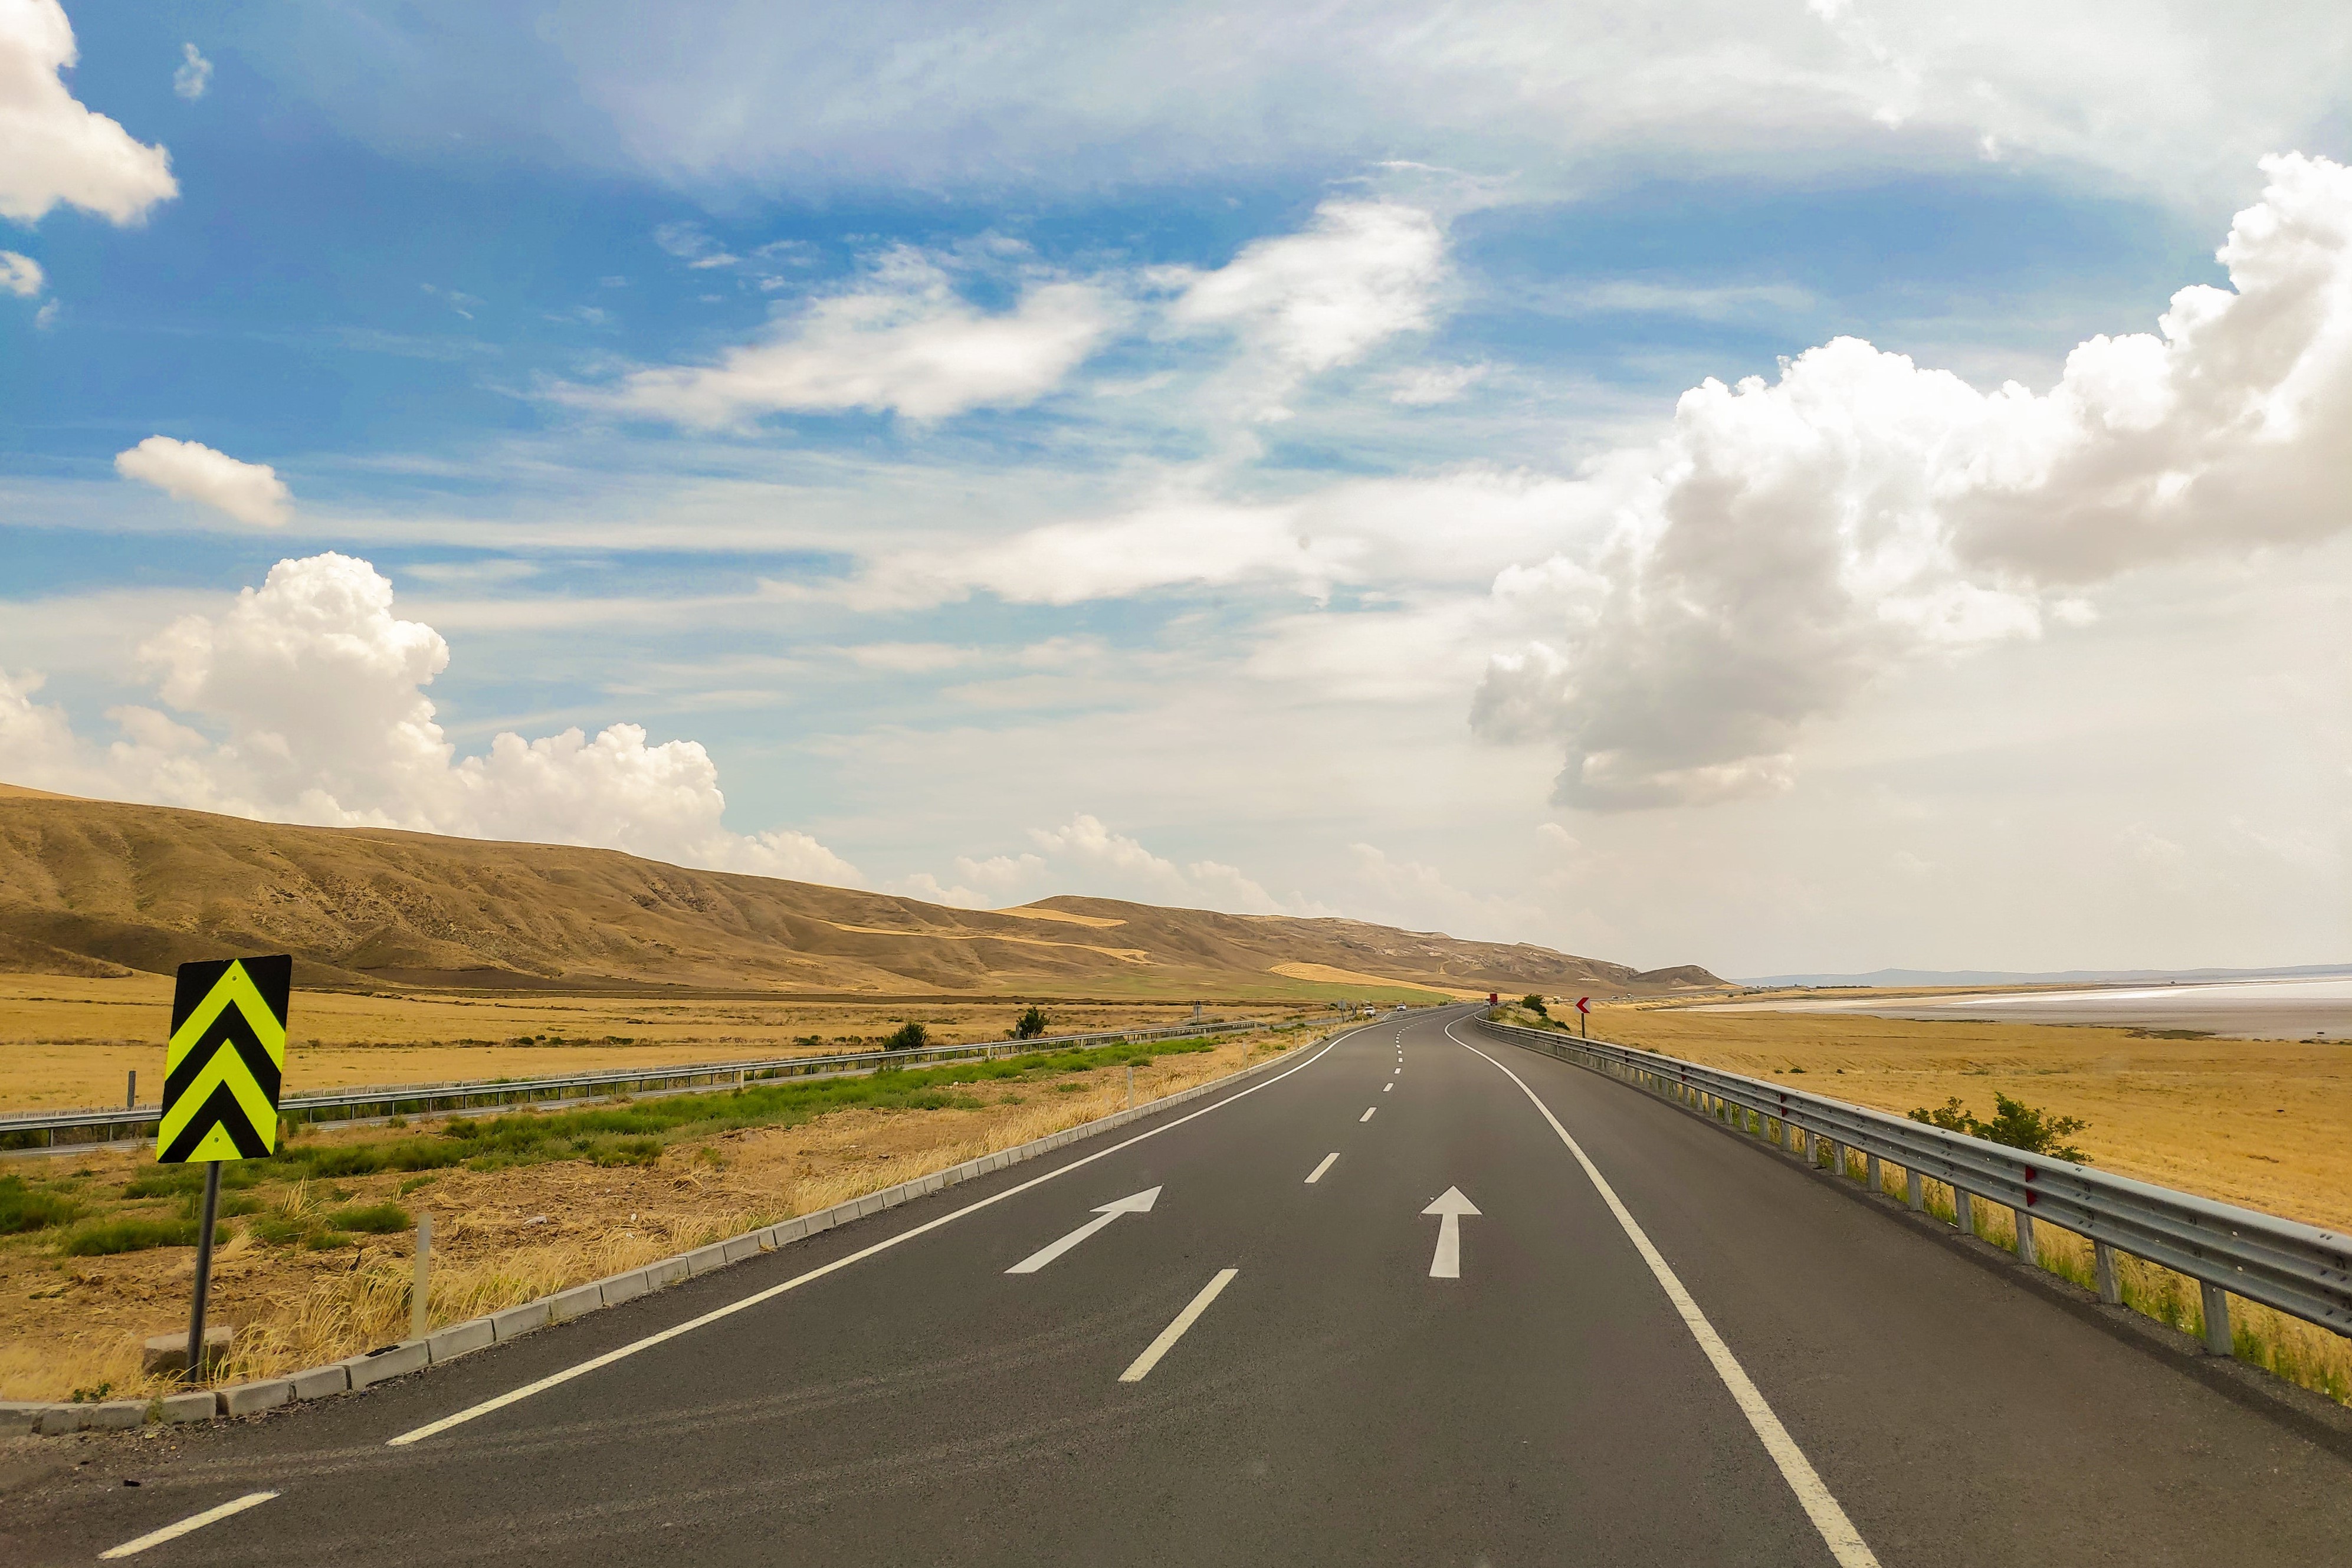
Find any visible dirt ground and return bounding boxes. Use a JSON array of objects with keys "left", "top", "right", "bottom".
[
  {"left": 1587, "top": 1002, "right": 2352, "bottom": 1232},
  {"left": 0, "top": 1028, "right": 1316, "bottom": 1403},
  {"left": 0, "top": 974, "right": 1316, "bottom": 1112}
]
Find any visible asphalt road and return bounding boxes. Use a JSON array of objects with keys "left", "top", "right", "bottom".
[{"left": 9, "top": 1005, "right": 2352, "bottom": 1566}]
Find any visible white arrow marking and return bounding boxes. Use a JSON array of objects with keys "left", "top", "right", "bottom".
[
  {"left": 1423, "top": 1186, "right": 1481, "bottom": 1278},
  {"left": 1006, "top": 1186, "right": 1162, "bottom": 1274}
]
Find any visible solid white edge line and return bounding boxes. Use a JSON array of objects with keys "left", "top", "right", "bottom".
[
  {"left": 388, "top": 1026, "right": 1362, "bottom": 1446},
  {"left": 100, "top": 1492, "right": 279, "bottom": 1559},
  {"left": 1118, "top": 1268, "right": 1239, "bottom": 1382},
  {"left": 1304, "top": 1152, "right": 1340, "bottom": 1184},
  {"left": 1359, "top": 1107, "right": 1376, "bottom": 1122},
  {"left": 1445, "top": 1021, "right": 1882, "bottom": 1568}
]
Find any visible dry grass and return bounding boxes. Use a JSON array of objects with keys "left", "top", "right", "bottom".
[
  {"left": 0, "top": 1030, "right": 1301, "bottom": 1402},
  {"left": 0, "top": 974, "right": 1303, "bottom": 1113}
]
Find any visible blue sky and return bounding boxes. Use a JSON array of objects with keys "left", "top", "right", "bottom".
[{"left": 5, "top": 1, "right": 2350, "bottom": 975}]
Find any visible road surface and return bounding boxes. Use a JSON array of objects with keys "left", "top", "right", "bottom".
[{"left": 8, "top": 1005, "right": 2350, "bottom": 1565}]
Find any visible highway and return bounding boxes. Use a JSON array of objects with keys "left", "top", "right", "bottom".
[{"left": 9, "top": 1005, "right": 2352, "bottom": 1565}]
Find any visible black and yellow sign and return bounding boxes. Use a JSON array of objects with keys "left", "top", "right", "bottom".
[{"left": 159, "top": 956, "right": 291, "bottom": 1163}]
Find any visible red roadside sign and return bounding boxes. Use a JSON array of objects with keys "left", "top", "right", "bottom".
[{"left": 1576, "top": 996, "right": 1590, "bottom": 1014}]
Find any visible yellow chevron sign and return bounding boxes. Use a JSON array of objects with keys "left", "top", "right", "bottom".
[{"left": 159, "top": 956, "right": 292, "bottom": 1163}]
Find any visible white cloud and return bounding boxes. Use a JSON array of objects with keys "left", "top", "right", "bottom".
[
  {"left": 172, "top": 42, "right": 210, "bottom": 101},
  {"left": 1167, "top": 199, "right": 1444, "bottom": 375},
  {"left": 1473, "top": 153, "right": 2352, "bottom": 810},
  {"left": 323, "top": 3, "right": 2351, "bottom": 210},
  {"left": 1024, "top": 813, "right": 1300, "bottom": 914},
  {"left": 0, "top": 0, "right": 178, "bottom": 224},
  {"left": 0, "top": 553, "right": 860, "bottom": 887},
  {"left": 589, "top": 248, "right": 1115, "bottom": 425},
  {"left": 1390, "top": 363, "right": 1488, "bottom": 405},
  {"left": 1349, "top": 841, "right": 1543, "bottom": 937},
  {"left": 0, "top": 247, "right": 39, "bottom": 296},
  {"left": 114, "top": 436, "right": 293, "bottom": 527}
]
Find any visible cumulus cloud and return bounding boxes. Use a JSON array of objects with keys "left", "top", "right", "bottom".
[
  {"left": 1167, "top": 199, "right": 1444, "bottom": 376},
  {"left": 0, "top": 553, "right": 859, "bottom": 886},
  {"left": 114, "top": 436, "right": 293, "bottom": 527},
  {"left": 1473, "top": 153, "right": 2352, "bottom": 810},
  {"left": 172, "top": 42, "right": 210, "bottom": 101},
  {"left": 591, "top": 248, "right": 1115, "bottom": 425},
  {"left": 0, "top": 0, "right": 178, "bottom": 224},
  {"left": 0, "top": 248, "right": 39, "bottom": 296}
]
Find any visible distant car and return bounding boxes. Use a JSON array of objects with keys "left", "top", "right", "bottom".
[{"left": 1393, "top": 1003, "right": 1406, "bottom": 1013}]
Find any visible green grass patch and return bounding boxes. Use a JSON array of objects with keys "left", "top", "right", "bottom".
[
  {"left": 242, "top": 1033, "right": 1225, "bottom": 1179},
  {"left": 60, "top": 1217, "right": 226, "bottom": 1255},
  {"left": 323, "top": 1201, "right": 412, "bottom": 1234},
  {"left": 0, "top": 1176, "right": 80, "bottom": 1234}
]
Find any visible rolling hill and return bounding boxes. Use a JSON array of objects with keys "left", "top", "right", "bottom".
[{"left": 0, "top": 785, "right": 1719, "bottom": 1000}]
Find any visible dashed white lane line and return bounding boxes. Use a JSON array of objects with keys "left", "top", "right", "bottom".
[
  {"left": 388, "top": 1028, "right": 1357, "bottom": 1447},
  {"left": 101, "top": 1493, "right": 279, "bottom": 1559},
  {"left": 1360, "top": 1107, "right": 1377, "bottom": 1122},
  {"left": 1383, "top": 1082, "right": 1394, "bottom": 1093},
  {"left": 1305, "top": 1152, "right": 1340, "bottom": 1184},
  {"left": 1120, "top": 1268, "right": 1239, "bottom": 1382},
  {"left": 1446, "top": 1022, "right": 1882, "bottom": 1568}
]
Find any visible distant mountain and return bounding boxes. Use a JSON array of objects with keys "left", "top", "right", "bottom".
[
  {"left": 0, "top": 785, "right": 1722, "bottom": 1000},
  {"left": 1736, "top": 963, "right": 2352, "bottom": 989}
]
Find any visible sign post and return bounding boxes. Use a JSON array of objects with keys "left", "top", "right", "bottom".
[
  {"left": 159, "top": 955, "right": 291, "bottom": 1382},
  {"left": 1576, "top": 996, "right": 1590, "bottom": 1038}
]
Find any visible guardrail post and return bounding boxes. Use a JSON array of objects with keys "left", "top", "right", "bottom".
[
  {"left": 1953, "top": 1187, "right": 1973, "bottom": 1236},
  {"left": 2013, "top": 1209, "right": 2037, "bottom": 1268},
  {"left": 1864, "top": 1152, "right": 1880, "bottom": 1195},
  {"left": 2200, "top": 1282, "right": 2233, "bottom": 1356},
  {"left": 2094, "top": 1240, "right": 2122, "bottom": 1305},
  {"left": 1830, "top": 1140, "right": 1848, "bottom": 1179},
  {"left": 1906, "top": 1169, "right": 1924, "bottom": 1212}
]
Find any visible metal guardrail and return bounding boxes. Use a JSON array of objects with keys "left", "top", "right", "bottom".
[
  {"left": 1474, "top": 1015, "right": 2352, "bottom": 1354},
  {"left": 0, "top": 1016, "right": 1291, "bottom": 1152}
]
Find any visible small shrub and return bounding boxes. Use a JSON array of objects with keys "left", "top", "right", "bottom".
[
  {"left": 398, "top": 1175, "right": 439, "bottom": 1195},
  {"left": 70, "top": 1382, "right": 114, "bottom": 1403},
  {"left": 1909, "top": 1093, "right": 2089, "bottom": 1162},
  {"left": 1014, "top": 1006, "right": 1051, "bottom": 1040},
  {"left": 588, "top": 1137, "right": 664, "bottom": 1167},
  {"left": 1521, "top": 994, "right": 1549, "bottom": 1016},
  {"left": 323, "top": 1202, "right": 412, "bottom": 1235},
  {"left": 883, "top": 1022, "right": 929, "bottom": 1052},
  {"left": 0, "top": 1176, "right": 80, "bottom": 1234}
]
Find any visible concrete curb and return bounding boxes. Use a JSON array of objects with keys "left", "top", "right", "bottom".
[{"left": 15, "top": 1022, "right": 1352, "bottom": 1438}]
